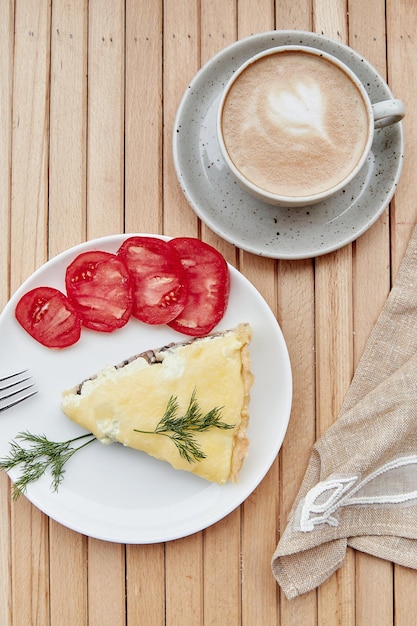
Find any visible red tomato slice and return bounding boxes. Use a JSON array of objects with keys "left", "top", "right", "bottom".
[
  {"left": 65, "top": 251, "right": 133, "bottom": 332},
  {"left": 15, "top": 286, "right": 81, "bottom": 348},
  {"left": 117, "top": 236, "right": 188, "bottom": 324},
  {"left": 167, "top": 238, "right": 230, "bottom": 337}
]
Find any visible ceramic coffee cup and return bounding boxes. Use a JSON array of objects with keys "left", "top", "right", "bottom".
[{"left": 217, "top": 45, "right": 405, "bottom": 207}]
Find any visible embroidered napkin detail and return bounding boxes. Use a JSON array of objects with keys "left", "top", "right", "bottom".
[
  {"left": 296, "top": 456, "right": 417, "bottom": 532},
  {"left": 272, "top": 222, "right": 417, "bottom": 599}
]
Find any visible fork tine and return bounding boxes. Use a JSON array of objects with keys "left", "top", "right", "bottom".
[
  {"left": 0, "top": 389, "right": 38, "bottom": 412},
  {"left": 0, "top": 371, "right": 37, "bottom": 412},
  {"left": 0, "top": 382, "right": 36, "bottom": 402},
  {"left": 0, "top": 369, "right": 28, "bottom": 383},
  {"left": 0, "top": 374, "right": 31, "bottom": 392}
]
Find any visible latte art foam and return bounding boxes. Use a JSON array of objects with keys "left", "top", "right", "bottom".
[
  {"left": 221, "top": 51, "right": 370, "bottom": 198},
  {"left": 267, "top": 80, "right": 329, "bottom": 141}
]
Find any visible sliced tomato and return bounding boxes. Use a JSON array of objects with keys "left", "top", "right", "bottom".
[
  {"left": 167, "top": 238, "right": 230, "bottom": 337},
  {"left": 15, "top": 286, "right": 81, "bottom": 348},
  {"left": 117, "top": 236, "right": 188, "bottom": 324},
  {"left": 65, "top": 250, "right": 133, "bottom": 332}
]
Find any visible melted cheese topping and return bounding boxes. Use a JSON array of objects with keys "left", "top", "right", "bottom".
[{"left": 61, "top": 324, "right": 253, "bottom": 483}]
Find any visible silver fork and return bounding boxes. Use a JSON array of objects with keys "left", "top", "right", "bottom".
[{"left": 0, "top": 370, "right": 37, "bottom": 412}]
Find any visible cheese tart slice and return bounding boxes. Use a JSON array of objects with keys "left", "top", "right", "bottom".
[{"left": 61, "top": 323, "right": 253, "bottom": 483}]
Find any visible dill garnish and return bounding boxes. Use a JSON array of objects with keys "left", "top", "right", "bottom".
[
  {"left": 0, "top": 431, "right": 96, "bottom": 499},
  {"left": 0, "top": 391, "right": 233, "bottom": 498},
  {"left": 134, "top": 389, "right": 234, "bottom": 463}
]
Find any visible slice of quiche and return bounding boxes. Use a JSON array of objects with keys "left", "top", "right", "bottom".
[{"left": 61, "top": 323, "right": 253, "bottom": 483}]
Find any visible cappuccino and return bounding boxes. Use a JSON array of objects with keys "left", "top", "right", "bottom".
[{"left": 220, "top": 49, "right": 370, "bottom": 199}]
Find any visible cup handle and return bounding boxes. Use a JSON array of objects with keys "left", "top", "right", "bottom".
[{"left": 372, "top": 99, "right": 405, "bottom": 129}]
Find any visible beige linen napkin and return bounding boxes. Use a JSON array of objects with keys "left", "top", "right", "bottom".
[{"left": 272, "top": 223, "right": 417, "bottom": 599}]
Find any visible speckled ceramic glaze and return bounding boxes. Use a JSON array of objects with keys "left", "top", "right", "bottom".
[{"left": 172, "top": 30, "right": 404, "bottom": 259}]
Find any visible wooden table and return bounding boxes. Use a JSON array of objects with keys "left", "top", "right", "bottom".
[{"left": 1, "top": 1, "right": 416, "bottom": 624}]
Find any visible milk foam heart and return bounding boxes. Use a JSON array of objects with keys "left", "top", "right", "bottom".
[
  {"left": 266, "top": 80, "right": 329, "bottom": 141},
  {"left": 220, "top": 50, "right": 370, "bottom": 199}
]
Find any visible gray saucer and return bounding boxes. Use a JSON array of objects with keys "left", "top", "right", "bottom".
[{"left": 172, "top": 30, "right": 404, "bottom": 260}]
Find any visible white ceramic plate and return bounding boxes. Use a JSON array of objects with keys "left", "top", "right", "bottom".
[
  {"left": 173, "top": 30, "right": 404, "bottom": 259},
  {"left": 0, "top": 235, "right": 292, "bottom": 543}
]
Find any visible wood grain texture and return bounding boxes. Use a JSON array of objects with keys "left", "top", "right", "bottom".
[
  {"left": 126, "top": 543, "right": 165, "bottom": 626},
  {"left": 10, "top": 0, "right": 50, "bottom": 287},
  {"left": 163, "top": 0, "right": 200, "bottom": 238},
  {"left": 49, "top": 523, "right": 88, "bottom": 626},
  {"left": 11, "top": 497, "right": 49, "bottom": 625},
  {"left": 87, "top": 539, "right": 126, "bottom": 625},
  {"left": 387, "top": 0, "right": 417, "bottom": 275},
  {"left": 124, "top": 0, "right": 163, "bottom": 234},
  {"left": 49, "top": 0, "right": 88, "bottom": 256},
  {"left": 1, "top": 2, "right": 416, "bottom": 625},
  {"left": 87, "top": 0, "right": 124, "bottom": 237},
  {"left": 0, "top": 474, "right": 12, "bottom": 626},
  {"left": 0, "top": 6, "right": 14, "bottom": 621},
  {"left": 0, "top": 0, "right": 13, "bottom": 310}
]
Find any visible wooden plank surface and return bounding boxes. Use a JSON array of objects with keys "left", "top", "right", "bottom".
[
  {"left": 0, "top": 4, "right": 14, "bottom": 623},
  {"left": 1, "top": 1, "right": 416, "bottom": 625}
]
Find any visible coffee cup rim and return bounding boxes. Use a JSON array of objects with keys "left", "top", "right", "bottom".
[{"left": 216, "top": 44, "right": 374, "bottom": 206}]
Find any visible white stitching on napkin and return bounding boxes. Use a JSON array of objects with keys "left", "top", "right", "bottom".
[{"left": 296, "top": 456, "right": 417, "bottom": 532}]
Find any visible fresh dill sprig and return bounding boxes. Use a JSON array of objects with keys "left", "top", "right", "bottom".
[
  {"left": 0, "top": 392, "right": 232, "bottom": 498},
  {"left": 134, "top": 389, "right": 234, "bottom": 463},
  {"left": 0, "top": 431, "right": 96, "bottom": 499}
]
